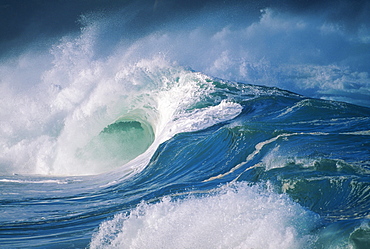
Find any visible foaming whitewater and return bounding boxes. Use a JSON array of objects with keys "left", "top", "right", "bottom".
[
  {"left": 90, "top": 183, "right": 319, "bottom": 249},
  {"left": 1, "top": 1, "right": 370, "bottom": 248},
  {"left": 0, "top": 55, "right": 242, "bottom": 175}
]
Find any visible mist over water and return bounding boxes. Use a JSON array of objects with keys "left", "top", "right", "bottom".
[
  {"left": 1, "top": 0, "right": 370, "bottom": 104},
  {"left": 0, "top": 1, "right": 370, "bottom": 248}
]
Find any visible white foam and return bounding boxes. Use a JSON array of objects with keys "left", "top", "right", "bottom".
[
  {"left": 204, "top": 133, "right": 298, "bottom": 182},
  {"left": 0, "top": 45, "right": 240, "bottom": 176},
  {"left": 89, "top": 182, "right": 319, "bottom": 249},
  {"left": 340, "top": 130, "right": 370, "bottom": 135},
  {"left": 48, "top": 62, "right": 220, "bottom": 175},
  {"left": 118, "top": 75, "right": 242, "bottom": 175},
  {"left": 0, "top": 178, "right": 68, "bottom": 184},
  {"left": 1, "top": 2, "right": 369, "bottom": 176}
]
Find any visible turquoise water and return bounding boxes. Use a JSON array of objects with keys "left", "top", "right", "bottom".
[
  {"left": 0, "top": 1, "right": 369, "bottom": 248},
  {"left": 1, "top": 74, "right": 369, "bottom": 248}
]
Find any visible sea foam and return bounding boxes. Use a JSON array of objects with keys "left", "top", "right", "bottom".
[{"left": 90, "top": 182, "right": 319, "bottom": 249}]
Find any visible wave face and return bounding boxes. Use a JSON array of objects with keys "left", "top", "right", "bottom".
[{"left": 1, "top": 0, "right": 370, "bottom": 248}]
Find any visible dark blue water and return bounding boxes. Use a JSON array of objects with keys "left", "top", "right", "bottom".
[{"left": 0, "top": 1, "right": 369, "bottom": 248}]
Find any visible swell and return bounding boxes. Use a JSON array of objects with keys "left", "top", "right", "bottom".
[
  {"left": 0, "top": 2, "right": 370, "bottom": 247},
  {"left": 1, "top": 83, "right": 370, "bottom": 248},
  {"left": 87, "top": 91, "right": 370, "bottom": 248}
]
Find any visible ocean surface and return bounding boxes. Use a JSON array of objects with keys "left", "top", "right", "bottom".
[{"left": 0, "top": 1, "right": 370, "bottom": 248}]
